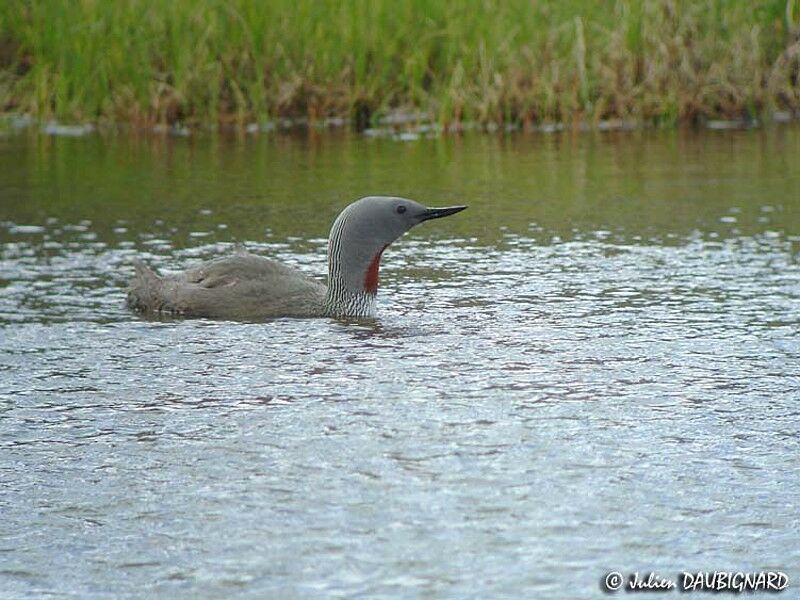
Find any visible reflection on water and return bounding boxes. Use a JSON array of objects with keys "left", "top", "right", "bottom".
[{"left": 1, "top": 128, "right": 799, "bottom": 598}]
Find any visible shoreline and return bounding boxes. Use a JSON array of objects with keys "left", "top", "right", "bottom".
[{"left": 2, "top": 110, "right": 798, "bottom": 140}]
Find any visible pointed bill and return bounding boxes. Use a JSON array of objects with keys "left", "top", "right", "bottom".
[{"left": 417, "top": 205, "right": 468, "bottom": 222}]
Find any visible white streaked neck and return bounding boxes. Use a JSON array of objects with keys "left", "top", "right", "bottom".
[{"left": 323, "top": 209, "right": 378, "bottom": 318}]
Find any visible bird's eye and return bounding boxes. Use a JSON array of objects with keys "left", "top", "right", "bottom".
[{"left": 396, "top": 205, "right": 407, "bottom": 214}]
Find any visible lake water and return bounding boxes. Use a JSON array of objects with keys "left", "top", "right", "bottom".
[{"left": 1, "top": 127, "right": 799, "bottom": 598}]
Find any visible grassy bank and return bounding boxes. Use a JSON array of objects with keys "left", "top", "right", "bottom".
[{"left": 1, "top": 0, "right": 799, "bottom": 130}]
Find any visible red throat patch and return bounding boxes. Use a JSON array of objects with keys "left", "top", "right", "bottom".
[{"left": 364, "top": 245, "right": 388, "bottom": 294}]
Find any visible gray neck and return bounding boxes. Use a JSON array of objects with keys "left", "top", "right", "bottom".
[{"left": 323, "top": 209, "right": 378, "bottom": 318}]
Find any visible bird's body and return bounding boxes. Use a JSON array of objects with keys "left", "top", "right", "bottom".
[
  {"left": 128, "top": 253, "right": 327, "bottom": 320},
  {"left": 127, "top": 196, "right": 466, "bottom": 320}
]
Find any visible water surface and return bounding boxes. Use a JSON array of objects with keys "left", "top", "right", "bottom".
[{"left": 1, "top": 127, "right": 799, "bottom": 598}]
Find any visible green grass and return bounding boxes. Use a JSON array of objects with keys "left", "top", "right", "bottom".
[{"left": 1, "top": 0, "right": 799, "bottom": 129}]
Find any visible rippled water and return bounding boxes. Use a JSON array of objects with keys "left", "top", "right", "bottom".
[{"left": 1, "top": 128, "right": 799, "bottom": 598}]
